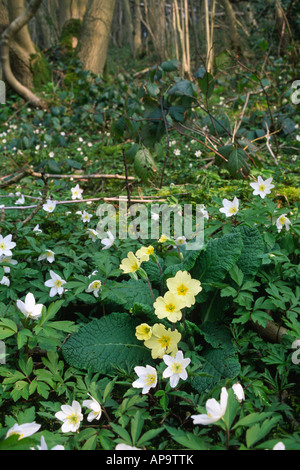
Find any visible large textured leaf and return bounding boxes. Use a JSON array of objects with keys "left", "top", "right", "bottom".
[
  {"left": 217, "top": 144, "right": 250, "bottom": 178},
  {"left": 103, "top": 278, "right": 158, "bottom": 311},
  {"left": 227, "top": 148, "right": 250, "bottom": 178},
  {"left": 62, "top": 313, "right": 153, "bottom": 374},
  {"left": 134, "top": 147, "right": 157, "bottom": 182},
  {"left": 191, "top": 347, "right": 241, "bottom": 394},
  {"left": 191, "top": 232, "right": 243, "bottom": 288},
  {"left": 234, "top": 225, "right": 265, "bottom": 280}
]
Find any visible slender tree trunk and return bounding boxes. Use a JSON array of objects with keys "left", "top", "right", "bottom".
[
  {"left": 205, "top": 0, "right": 215, "bottom": 73},
  {"left": 123, "top": 0, "right": 134, "bottom": 54},
  {"left": 0, "top": 0, "right": 46, "bottom": 107},
  {"left": 77, "top": 0, "right": 117, "bottom": 75},
  {"left": 220, "top": 0, "right": 241, "bottom": 53},
  {"left": 133, "top": 0, "right": 142, "bottom": 58},
  {"left": 174, "top": 0, "right": 191, "bottom": 77}
]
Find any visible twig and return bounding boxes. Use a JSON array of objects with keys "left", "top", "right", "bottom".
[
  {"left": 159, "top": 94, "right": 170, "bottom": 188},
  {"left": 20, "top": 175, "right": 49, "bottom": 226},
  {"left": 29, "top": 171, "right": 135, "bottom": 181},
  {"left": 122, "top": 148, "right": 141, "bottom": 241}
]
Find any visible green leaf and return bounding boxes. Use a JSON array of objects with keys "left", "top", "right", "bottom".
[
  {"left": 146, "top": 82, "right": 160, "bottom": 97},
  {"left": 134, "top": 147, "right": 157, "bottom": 183},
  {"left": 105, "top": 278, "right": 157, "bottom": 310},
  {"left": 246, "top": 417, "right": 282, "bottom": 448},
  {"left": 191, "top": 347, "right": 240, "bottom": 394},
  {"left": 137, "top": 427, "right": 164, "bottom": 447},
  {"left": 0, "top": 435, "right": 37, "bottom": 450},
  {"left": 168, "top": 80, "right": 197, "bottom": 98},
  {"left": 165, "top": 426, "right": 209, "bottom": 450},
  {"left": 168, "top": 105, "right": 186, "bottom": 123},
  {"left": 62, "top": 313, "right": 153, "bottom": 374},
  {"left": 39, "top": 300, "right": 64, "bottom": 326},
  {"left": 229, "top": 265, "right": 244, "bottom": 287},
  {"left": 234, "top": 225, "right": 265, "bottom": 280},
  {"left": 0, "top": 318, "right": 18, "bottom": 340},
  {"left": 191, "top": 232, "right": 243, "bottom": 294},
  {"left": 161, "top": 59, "right": 179, "bottom": 72}
]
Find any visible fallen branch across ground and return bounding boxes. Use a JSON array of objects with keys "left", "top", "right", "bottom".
[
  {"left": 0, "top": 169, "right": 135, "bottom": 189},
  {"left": 1, "top": 197, "right": 167, "bottom": 210}
]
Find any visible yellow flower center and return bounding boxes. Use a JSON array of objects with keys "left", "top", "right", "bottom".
[
  {"left": 131, "top": 261, "right": 139, "bottom": 271},
  {"left": 145, "top": 373, "right": 156, "bottom": 386},
  {"left": 67, "top": 414, "right": 79, "bottom": 424},
  {"left": 279, "top": 216, "right": 287, "bottom": 225},
  {"left": 177, "top": 284, "right": 188, "bottom": 296},
  {"left": 171, "top": 362, "right": 183, "bottom": 373},
  {"left": 158, "top": 334, "right": 171, "bottom": 349},
  {"left": 92, "top": 281, "right": 101, "bottom": 289},
  {"left": 54, "top": 279, "right": 62, "bottom": 288},
  {"left": 229, "top": 206, "right": 237, "bottom": 214},
  {"left": 0, "top": 243, "right": 6, "bottom": 250},
  {"left": 165, "top": 303, "right": 176, "bottom": 312},
  {"left": 259, "top": 184, "right": 266, "bottom": 192}
]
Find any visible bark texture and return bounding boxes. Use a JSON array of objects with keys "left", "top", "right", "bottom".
[
  {"left": 0, "top": 0, "right": 46, "bottom": 106},
  {"left": 77, "top": 0, "right": 117, "bottom": 75}
]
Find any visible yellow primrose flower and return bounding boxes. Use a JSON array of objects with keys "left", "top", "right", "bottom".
[
  {"left": 166, "top": 270, "right": 202, "bottom": 308},
  {"left": 144, "top": 323, "right": 181, "bottom": 359},
  {"left": 158, "top": 234, "right": 168, "bottom": 243},
  {"left": 135, "top": 323, "right": 152, "bottom": 341},
  {"left": 119, "top": 252, "right": 141, "bottom": 273},
  {"left": 136, "top": 245, "right": 154, "bottom": 262},
  {"left": 154, "top": 291, "right": 185, "bottom": 323}
]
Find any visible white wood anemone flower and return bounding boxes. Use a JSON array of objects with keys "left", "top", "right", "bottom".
[
  {"left": 43, "top": 200, "right": 57, "bottom": 213},
  {"left": 86, "top": 228, "right": 99, "bottom": 242},
  {"left": 82, "top": 394, "right": 102, "bottom": 422},
  {"left": 55, "top": 400, "right": 83, "bottom": 433},
  {"left": 162, "top": 350, "right": 191, "bottom": 388},
  {"left": 71, "top": 184, "right": 83, "bottom": 200},
  {"left": 101, "top": 231, "right": 115, "bottom": 250},
  {"left": 81, "top": 210, "right": 92, "bottom": 223},
  {"left": 38, "top": 250, "right": 55, "bottom": 263},
  {"left": 0, "top": 234, "right": 16, "bottom": 257},
  {"left": 232, "top": 382, "right": 245, "bottom": 402},
  {"left": 276, "top": 214, "right": 291, "bottom": 233},
  {"left": 44, "top": 270, "right": 67, "bottom": 297},
  {"left": 191, "top": 387, "right": 228, "bottom": 425},
  {"left": 0, "top": 255, "right": 18, "bottom": 273},
  {"left": 250, "top": 176, "right": 275, "bottom": 199},
  {"left": 6, "top": 422, "right": 41, "bottom": 440},
  {"left": 16, "top": 293, "right": 44, "bottom": 320},
  {"left": 132, "top": 365, "right": 157, "bottom": 394},
  {"left": 85, "top": 280, "right": 102, "bottom": 298},
  {"left": 219, "top": 197, "right": 239, "bottom": 217},
  {"left": 0, "top": 275, "right": 10, "bottom": 286}
]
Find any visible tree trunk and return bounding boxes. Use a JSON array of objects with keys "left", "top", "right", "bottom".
[
  {"left": 123, "top": 0, "right": 134, "bottom": 54},
  {"left": 143, "top": 0, "right": 167, "bottom": 61},
  {"left": 0, "top": 0, "right": 46, "bottom": 107},
  {"left": 220, "top": 0, "right": 241, "bottom": 54},
  {"left": 77, "top": 0, "right": 117, "bottom": 75},
  {"left": 58, "top": 0, "right": 88, "bottom": 32},
  {"left": 133, "top": 0, "right": 142, "bottom": 58},
  {"left": 4, "top": 0, "right": 38, "bottom": 88},
  {"left": 205, "top": 0, "right": 215, "bottom": 73}
]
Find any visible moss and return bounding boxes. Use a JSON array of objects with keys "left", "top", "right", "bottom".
[
  {"left": 275, "top": 185, "right": 300, "bottom": 202},
  {"left": 60, "top": 19, "right": 82, "bottom": 49},
  {"left": 30, "top": 52, "right": 51, "bottom": 90}
]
